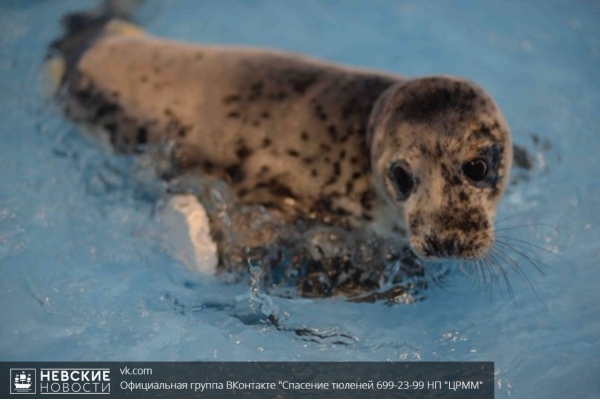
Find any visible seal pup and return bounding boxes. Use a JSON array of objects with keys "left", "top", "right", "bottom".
[{"left": 47, "top": 6, "right": 513, "bottom": 294}]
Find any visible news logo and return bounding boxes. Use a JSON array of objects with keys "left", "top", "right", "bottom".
[
  {"left": 39, "top": 368, "right": 110, "bottom": 395},
  {"left": 10, "top": 369, "right": 36, "bottom": 394}
]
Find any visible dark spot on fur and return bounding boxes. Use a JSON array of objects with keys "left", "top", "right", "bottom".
[
  {"left": 236, "top": 144, "right": 252, "bottom": 160},
  {"left": 339, "top": 149, "right": 346, "bottom": 160},
  {"left": 103, "top": 121, "right": 117, "bottom": 134},
  {"left": 394, "top": 79, "right": 480, "bottom": 124},
  {"left": 360, "top": 190, "right": 374, "bottom": 211},
  {"left": 256, "top": 178, "right": 295, "bottom": 199},
  {"left": 248, "top": 82, "right": 264, "bottom": 100},
  {"left": 223, "top": 95, "right": 241, "bottom": 104},
  {"left": 202, "top": 161, "right": 215, "bottom": 173},
  {"left": 471, "top": 123, "right": 498, "bottom": 141},
  {"left": 225, "top": 164, "right": 245, "bottom": 183},
  {"left": 262, "top": 138, "right": 272, "bottom": 147},
  {"left": 136, "top": 127, "right": 148, "bottom": 145},
  {"left": 320, "top": 143, "right": 332, "bottom": 153},
  {"left": 314, "top": 197, "right": 333, "bottom": 213},
  {"left": 268, "top": 92, "right": 288, "bottom": 101},
  {"left": 333, "top": 161, "right": 341, "bottom": 176},
  {"left": 314, "top": 104, "right": 328, "bottom": 121},
  {"left": 409, "top": 211, "right": 424, "bottom": 233},
  {"left": 324, "top": 175, "right": 337, "bottom": 186},
  {"left": 327, "top": 125, "right": 339, "bottom": 141},
  {"left": 489, "top": 186, "right": 501, "bottom": 199},
  {"left": 178, "top": 126, "right": 189, "bottom": 138},
  {"left": 75, "top": 88, "right": 92, "bottom": 103},
  {"left": 311, "top": 169, "right": 318, "bottom": 177},
  {"left": 301, "top": 131, "right": 309, "bottom": 141},
  {"left": 270, "top": 181, "right": 294, "bottom": 198},
  {"left": 432, "top": 206, "right": 488, "bottom": 236},
  {"left": 227, "top": 111, "right": 240, "bottom": 119},
  {"left": 285, "top": 69, "right": 320, "bottom": 95},
  {"left": 345, "top": 181, "right": 354, "bottom": 194},
  {"left": 262, "top": 111, "right": 270, "bottom": 119},
  {"left": 212, "top": 230, "right": 224, "bottom": 242},
  {"left": 340, "top": 75, "right": 395, "bottom": 120},
  {"left": 441, "top": 163, "right": 462, "bottom": 186},
  {"left": 361, "top": 211, "right": 373, "bottom": 221},
  {"left": 287, "top": 149, "right": 300, "bottom": 157},
  {"left": 333, "top": 207, "right": 352, "bottom": 216},
  {"left": 436, "top": 143, "right": 445, "bottom": 159},
  {"left": 94, "top": 103, "right": 119, "bottom": 120}
]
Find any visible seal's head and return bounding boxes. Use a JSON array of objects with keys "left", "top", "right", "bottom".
[{"left": 369, "top": 77, "right": 512, "bottom": 261}]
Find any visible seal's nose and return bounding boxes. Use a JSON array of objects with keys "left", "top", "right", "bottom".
[
  {"left": 421, "top": 233, "right": 484, "bottom": 260},
  {"left": 423, "top": 234, "right": 458, "bottom": 259}
]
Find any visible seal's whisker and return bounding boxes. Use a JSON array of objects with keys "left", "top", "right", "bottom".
[
  {"left": 481, "top": 254, "right": 502, "bottom": 292},
  {"left": 489, "top": 246, "right": 541, "bottom": 298},
  {"left": 494, "top": 239, "right": 541, "bottom": 266},
  {"left": 487, "top": 250, "right": 515, "bottom": 298},
  {"left": 422, "top": 261, "right": 450, "bottom": 289},
  {"left": 493, "top": 223, "right": 557, "bottom": 233},
  {"left": 496, "top": 235, "right": 562, "bottom": 262},
  {"left": 494, "top": 238, "right": 548, "bottom": 275},
  {"left": 462, "top": 259, "right": 481, "bottom": 288},
  {"left": 490, "top": 244, "right": 543, "bottom": 298},
  {"left": 489, "top": 246, "right": 528, "bottom": 282},
  {"left": 469, "top": 258, "right": 485, "bottom": 287},
  {"left": 493, "top": 213, "right": 531, "bottom": 226}
]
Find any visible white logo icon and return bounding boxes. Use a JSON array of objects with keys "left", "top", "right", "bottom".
[{"left": 10, "top": 369, "right": 36, "bottom": 394}]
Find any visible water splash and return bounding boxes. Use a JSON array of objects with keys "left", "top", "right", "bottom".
[{"left": 229, "top": 255, "right": 281, "bottom": 326}]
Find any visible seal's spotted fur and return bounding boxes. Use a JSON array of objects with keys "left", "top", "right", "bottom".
[
  {"left": 48, "top": 12, "right": 513, "bottom": 296},
  {"left": 369, "top": 78, "right": 512, "bottom": 260}
]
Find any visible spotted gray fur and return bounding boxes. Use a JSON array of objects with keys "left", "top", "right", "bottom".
[{"left": 51, "top": 20, "right": 513, "bottom": 263}]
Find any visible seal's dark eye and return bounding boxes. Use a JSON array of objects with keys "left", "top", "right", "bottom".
[
  {"left": 389, "top": 160, "right": 414, "bottom": 200},
  {"left": 462, "top": 158, "right": 488, "bottom": 182}
]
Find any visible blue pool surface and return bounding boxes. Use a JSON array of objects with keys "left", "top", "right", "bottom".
[{"left": 1, "top": 0, "right": 599, "bottom": 398}]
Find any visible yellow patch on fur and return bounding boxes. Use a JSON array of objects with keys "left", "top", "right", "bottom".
[
  {"left": 43, "top": 56, "right": 66, "bottom": 92},
  {"left": 104, "top": 20, "right": 145, "bottom": 37}
]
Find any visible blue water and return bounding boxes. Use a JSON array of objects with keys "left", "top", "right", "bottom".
[{"left": 1, "top": 0, "right": 599, "bottom": 398}]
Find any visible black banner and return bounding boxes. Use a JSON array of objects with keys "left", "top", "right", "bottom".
[{"left": 1, "top": 362, "right": 494, "bottom": 398}]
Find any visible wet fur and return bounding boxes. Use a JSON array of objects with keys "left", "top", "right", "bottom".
[
  {"left": 49, "top": 15, "right": 513, "bottom": 270},
  {"left": 369, "top": 78, "right": 512, "bottom": 260}
]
